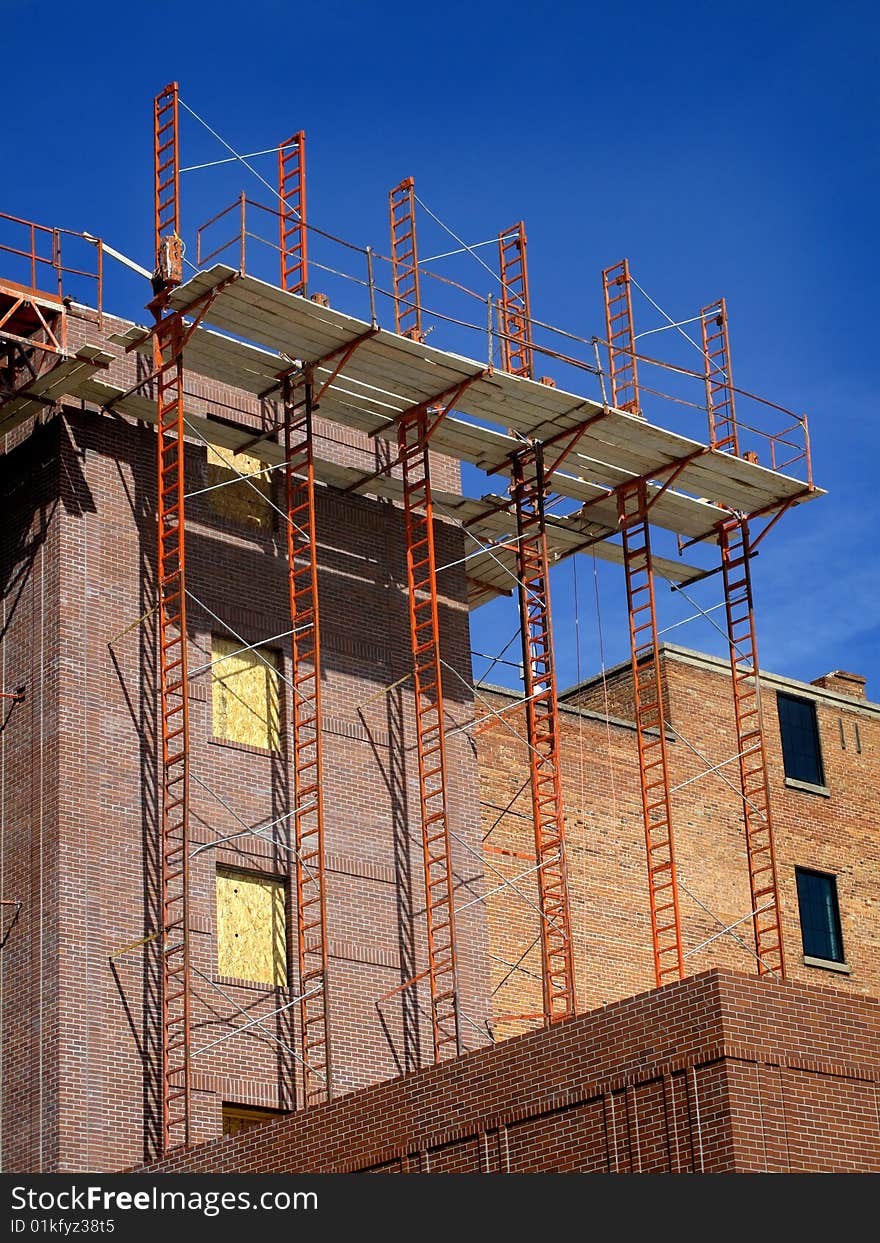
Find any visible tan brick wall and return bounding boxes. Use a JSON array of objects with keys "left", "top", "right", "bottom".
[{"left": 478, "top": 646, "right": 880, "bottom": 1037}]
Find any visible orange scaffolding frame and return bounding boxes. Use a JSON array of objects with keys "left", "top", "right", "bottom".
[
  {"left": 151, "top": 80, "right": 192, "bottom": 1156},
  {"left": 398, "top": 404, "right": 461, "bottom": 1062},
  {"left": 86, "top": 90, "right": 816, "bottom": 1154},
  {"left": 389, "top": 177, "right": 423, "bottom": 342},
  {"left": 279, "top": 132, "right": 307, "bottom": 297},
  {"left": 702, "top": 298, "right": 738, "bottom": 453},
  {"left": 148, "top": 85, "right": 336, "bottom": 1157},
  {"left": 282, "top": 374, "right": 333, "bottom": 1104},
  {"left": 602, "top": 258, "right": 641, "bottom": 415},
  {"left": 510, "top": 445, "right": 576, "bottom": 1022},
  {"left": 498, "top": 223, "right": 533, "bottom": 379},
  {"left": 617, "top": 479, "right": 685, "bottom": 988},
  {"left": 717, "top": 521, "right": 785, "bottom": 977}
]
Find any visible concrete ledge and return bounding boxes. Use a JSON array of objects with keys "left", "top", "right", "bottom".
[
  {"left": 803, "top": 955, "right": 852, "bottom": 975},
  {"left": 785, "top": 776, "right": 831, "bottom": 797}
]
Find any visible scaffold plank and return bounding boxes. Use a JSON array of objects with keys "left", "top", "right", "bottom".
[
  {"left": 0, "top": 345, "right": 114, "bottom": 434},
  {"left": 117, "top": 318, "right": 731, "bottom": 539},
  {"left": 75, "top": 375, "right": 702, "bottom": 605},
  {"left": 165, "top": 265, "right": 821, "bottom": 521}
]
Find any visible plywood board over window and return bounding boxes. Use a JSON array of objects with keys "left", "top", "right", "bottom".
[
  {"left": 222, "top": 1103, "right": 284, "bottom": 1137},
  {"left": 205, "top": 445, "right": 273, "bottom": 530},
  {"left": 211, "top": 635, "right": 281, "bottom": 750},
  {"left": 216, "top": 867, "right": 288, "bottom": 987}
]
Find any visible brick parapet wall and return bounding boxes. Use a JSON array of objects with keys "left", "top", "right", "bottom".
[{"left": 137, "top": 969, "right": 880, "bottom": 1174}]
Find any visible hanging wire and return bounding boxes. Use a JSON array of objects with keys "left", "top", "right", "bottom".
[
  {"left": 629, "top": 273, "right": 707, "bottom": 362},
  {"left": 178, "top": 98, "right": 291, "bottom": 214},
  {"left": 414, "top": 193, "right": 518, "bottom": 299},
  {"left": 180, "top": 144, "right": 296, "bottom": 174},
  {"left": 421, "top": 233, "right": 517, "bottom": 264}
]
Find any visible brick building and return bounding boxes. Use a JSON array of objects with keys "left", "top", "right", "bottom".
[
  {"left": 1, "top": 183, "right": 876, "bottom": 1172},
  {"left": 1, "top": 300, "right": 495, "bottom": 1172}
]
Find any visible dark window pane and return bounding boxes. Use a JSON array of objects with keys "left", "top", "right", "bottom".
[
  {"left": 777, "top": 694, "right": 824, "bottom": 785},
  {"left": 795, "top": 868, "right": 844, "bottom": 962}
]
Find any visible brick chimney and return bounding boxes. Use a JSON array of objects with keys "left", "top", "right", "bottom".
[{"left": 810, "top": 670, "right": 867, "bottom": 700}]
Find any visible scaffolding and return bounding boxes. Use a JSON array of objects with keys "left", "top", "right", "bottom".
[
  {"left": 510, "top": 446, "right": 576, "bottom": 1020},
  {"left": 0, "top": 81, "right": 823, "bottom": 1154},
  {"left": 282, "top": 375, "right": 332, "bottom": 1104},
  {"left": 151, "top": 81, "right": 192, "bottom": 1156},
  {"left": 498, "top": 223, "right": 533, "bottom": 380}
]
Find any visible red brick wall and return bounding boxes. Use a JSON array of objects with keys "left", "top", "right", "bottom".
[
  {"left": 0, "top": 420, "right": 65, "bottom": 1171},
  {"left": 0, "top": 307, "right": 489, "bottom": 1172},
  {"left": 137, "top": 969, "right": 880, "bottom": 1174}
]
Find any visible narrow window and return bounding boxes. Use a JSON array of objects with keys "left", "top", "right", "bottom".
[
  {"left": 222, "top": 1103, "right": 283, "bottom": 1137},
  {"left": 205, "top": 445, "right": 273, "bottom": 530},
  {"left": 777, "top": 693, "right": 824, "bottom": 785},
  {"left": 795, "top": 868, "right": 845, "bottom": 963},
  {"left": 211, "top": 635, "right": 281, "bottom": 750},
  {"left": 216, "top": 867, "right": 288, "bottom": 986}
]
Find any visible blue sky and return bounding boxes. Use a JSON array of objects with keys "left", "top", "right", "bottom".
[{"left": 5, "top": 1, "right": 878, "bottom": 696}]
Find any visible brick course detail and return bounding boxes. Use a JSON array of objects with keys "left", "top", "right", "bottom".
[{"left": 138, "top": 969, "right": 880, "bottom": 1174}]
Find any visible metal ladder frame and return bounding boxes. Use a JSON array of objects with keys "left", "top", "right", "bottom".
[
  {"left": 701, "top": 298, "right": 739, "bottom": 453},
  {"left": 282, "top": 376, "right": 333, "bottom": 1103},
  {"left": 498, "top": 222, "right": 533, "bottom": 379},
  {"left": 718, "top": 517, "right": 785, "bottom": 978},
  {"left": 510, "top": 446, "right": 577, "bottom": 1022},
  {"left": 618, "top": 480, "right": 684, "bottom": 987},
  {"left": 389, "top": 178, "right": 423, "bottom": 342},
  {"left": 279, "top": 132, "right": 307, "bottom": 296},
  {"left": 602, "top": 259, "right": 641, "bottom": 415},
  {"left": 397, "top": 406, "right": 460, "bottom": 1060}
]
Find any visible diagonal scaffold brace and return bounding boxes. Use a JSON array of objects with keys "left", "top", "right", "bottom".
[
  {"left": 617, "top": 479, "right": 684, "bottom": 988},
  {"left": 509, "top": 444, "right": 576, "bottom": 1023},
  {"left": 282, "top": 374, "right": 333, "bottom": 1103},
  {"left": 397, "top": 405, "right": 461, "bottom": 1062}
]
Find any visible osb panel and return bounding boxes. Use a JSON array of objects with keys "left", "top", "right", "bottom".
[
  {"left": 206, "top": 444, "right": 272, "bottom": 530},
  {"left": 222, "top": 1105, "right": 282, "bottom": 1137},
  {"left": 216, "top": 867, "right": 288, "bottom": 986},
  {"left": 211, "top": 635, "right": 281, "bottom": 750}
]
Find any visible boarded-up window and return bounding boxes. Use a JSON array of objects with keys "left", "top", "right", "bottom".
[
  {"left": 205, "top": 445, "right": 272, "bottom": 530},
  {"left": 222, "top": 1103, "right": 283, "bottom": 1137},
  {"left": 211, "top": 635, "right": 281, "bottom": 750},
  {"left": 216, "top": 867, "right": 288, "bottom": 986}
]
